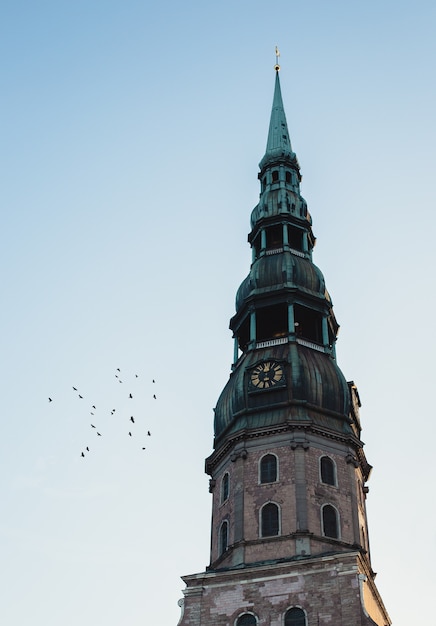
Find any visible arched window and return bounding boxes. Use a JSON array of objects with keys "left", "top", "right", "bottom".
[
  {"left": 261, "top": 502, "right": 279, "bottom": 537},
  {"left": 285, "top": 607, "right": 306, "bottom": 626},
  {"left": 260, "top": 454, "right": 278, "bottom": 483},
  {"left": 219, "top": 521, "right": 228, "bottom": 555},
  {"left": 322, "top": 504, "right": 339, "bottom": 539},
  {"left": 236, "top": 613, "right": 257, "bottom": 626},
  {"left": 320, "top": 456, "right": 336, "bottom": 486},
  {"left": 221, "top": 472, "right": 229, "bottom": 503}
]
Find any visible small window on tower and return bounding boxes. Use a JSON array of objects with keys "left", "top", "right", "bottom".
[
  {"left": 288, "top": 226, "right": 303, "bottom": 251},
  {"left": 272, "top": 170, "right": 279, "bottom": 182},
  {"left": 260, "top": 454, "right": 278, "bottom": 483},
  {"left": 221, "top": 472, "right": 229, "bottom": 503},
  {"left": 256, "top": 303, "right": 288, "bottom": 342},
  {"left": 266, "top": 224, "right": 283, "bottom": 249},
  {"left": 285, "top": 608, "right": 306, "bottom": 626},
  {"left": 322, "top": 504, "right": 339, "bottom": 539},
  {"left": 219, "top": 520, "right": 228, "bottom": 555},
  {"left": 294, "top": 304, "right": 323, "bottom": 344},
  {"left": 237, "top": 317, "right": 250, "bottom": 353},
  {"left": 261, "top": 502, "right": 280, "bottom": 537},
  {"left": 320, "top": 456, "right": 336, "bottom": 486},
  {"left": 286, "top": 171, "right": 292, "bottom": 184}
]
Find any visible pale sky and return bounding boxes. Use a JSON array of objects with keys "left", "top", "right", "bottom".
[{"left": 1, "top": 1, "right": 435, "bottom": 625}]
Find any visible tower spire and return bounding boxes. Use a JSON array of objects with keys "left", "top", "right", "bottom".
[{"left": 259, "top": 62, "right": 297, "bottom": 172}]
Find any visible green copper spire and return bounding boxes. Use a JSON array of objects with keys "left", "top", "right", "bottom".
[{"left": 259, "top": 69, "right": 297, "bottom": 172}]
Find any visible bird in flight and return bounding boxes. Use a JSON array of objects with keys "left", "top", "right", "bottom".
[
  {"left": 147, "top": 431, "right": 151, "bottom": 436},
  {"left": 78, "top": 395, "right": 83, "bottom": 399},
  {"left": 91, "top": 424, "right": 96, "bottom": 428},
  {"left": 129, "top": 393, "right": 133, "bottom": 399},
  {"left": 48, "top": 397, "right": 52, "bottom": 402},
  {"left": 97, "top": 432, "right": 102, "bottom": 436},
  {"left": 130, "top": 416, "right": 135, "bottom": 423},
  {"left": 81, "top": 452, "right": 85, "bottom": 458},
  {"left": 86, "top": 447, "right": 89, "bottom": 451},
  {"left": 153, "top": 394, "right": 156, "bottom": 399},
  {"left": 128, "top": 432, "right": 132, "bottom": 437}
]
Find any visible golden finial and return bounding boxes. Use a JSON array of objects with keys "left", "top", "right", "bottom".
[{"left": 274, "top": 46, "right": 280, "bottom": 71}]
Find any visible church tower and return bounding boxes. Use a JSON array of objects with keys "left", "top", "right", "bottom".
[{"left": 177, "top": 64, "right": 391, "bottom": 626}]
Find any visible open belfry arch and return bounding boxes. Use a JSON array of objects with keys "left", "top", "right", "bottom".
[{"left": 177, "top": 57, "right": 391, "bottom": 626}]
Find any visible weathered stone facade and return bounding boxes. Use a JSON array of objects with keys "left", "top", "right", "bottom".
[{"left": 179, "top": 553, "right": 388, "bottom": 626}]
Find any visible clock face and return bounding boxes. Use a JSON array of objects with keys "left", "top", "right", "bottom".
[{"left": 250, "top": 361, "right": 284, "bottom": 390}]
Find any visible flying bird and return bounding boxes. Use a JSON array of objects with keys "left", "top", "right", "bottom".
[
  {"left": 153, "top": 394, "right": 156, "bottom": 399},
  {"left": 92, "top": 405, "right": 96, "bottom": 409},
  {"left": 152, "top": 379, "right": 155, "bottom": 383},
  {"left": 48, "top": 397, "right": 52, "bottom": 402},
  {"left": 130, "top": 416, "right": 135, "bottom": 423},
  {"left": 81, "top": 452, "right": 85, "bottom": 458},
  {"left": 86, "top": 447, "right": 89, "bottom": 452},
  {"left": 78, "top": 395, "right": 83, "bottom": 399},
  {"left": 97, "top": 432, "right": 102, "bottom": 436},
  {"left": 91, "top": 424, "right": 96, "bottom": 428},
  {"left": 142, "top": 447, "right": 146, "bottom": 450},
  {"left": 117, "top": 368, "right": 120, "bottom": 372},
  {"left": 129, "top": 393, "right": 133, "bottom": 399},
  {"left": 73, "top": 387, "right": 77, "bottom": 391},
  {"left": 128, "top": 432, "right": 132, "bottom": 437},
  {"left": 147, "top": 431, "right": 151, "bottom": 436}
]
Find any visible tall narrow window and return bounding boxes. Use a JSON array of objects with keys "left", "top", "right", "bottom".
[
  {"left": 320, "top": 456, "right": 336, "bottom": 486},
  {"left": 261, "top": 502, "right": 279, "bottom": 537},
  {"left": 221, "top": 472, "right": 229, "bottom": 503},
  {"left": 260, "top": 454, "right": 277, "bottom": 483},
  {"left": 219, "top": 521, "right": 228, "bottom": 555},
  {"left": 236, "top": 614, "right": 257, "bottom": 626},
  {"left": 322, "top": 504, "right": 339, "bottom": 539},
  {"left": 285, "top": 607, "right": 306, "bottom": 626}
]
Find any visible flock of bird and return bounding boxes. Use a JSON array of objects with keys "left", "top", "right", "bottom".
[{"left": 48, "top": 367, "right": 156, "bottom": 459}]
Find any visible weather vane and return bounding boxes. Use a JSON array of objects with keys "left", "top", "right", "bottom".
[{"left": 274, "top": 46, "right": 280, "bottom": 71}]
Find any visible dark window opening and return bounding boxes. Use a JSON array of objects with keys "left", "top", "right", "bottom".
[
  {"left": 286, "top": 171, "right": 292, "bottom": 184},
  {"left": 266, "top": 224, "right": 283, "bottom": 249},
  {"left": 320, "top": 456, "right": 335, "bottom": 486},
  {"left": 236, "top": 615, "right": 256, "bottom": 626},
  {"left": 256, "top": 304, "right": 288, "bottom": 342},
  {"left": 294, "top": 304, "right": 323, "bottom": 344},
  {"left": 272, "top": 170, "right": 279, "bottom": 182},
  {"left": 221, "top": 473, "right": 229, "bottom": 502},
  {"left": 252, "top": 233, "right": 261, "bottom": 258},
  {"left": 261, "top": 502, "right": 279, "bottom": 537},
  {"left": 285, "top": 608, "right": 306, "bottom": 626},
  {"left": 237, "top": 317, "right": 250, "bottom": 352},
  {"left": 288, "top": 226, "right": 303, "bottom": 251},
  {"left": 322, "top": 505, "right": 339, "bottom": 539},
  {"left": 261, "top": 177, "right": 267, "bottom": 192},
  {"left": 260, "top": 454, "right": 277, "bottom": 483},
  {"left": 219, "top": 521, "right": 228, "bottom": 555}
]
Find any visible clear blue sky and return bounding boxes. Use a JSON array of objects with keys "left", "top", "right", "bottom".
[{"left": 1, "top": 1, "right": 435, "bottom": 624}]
